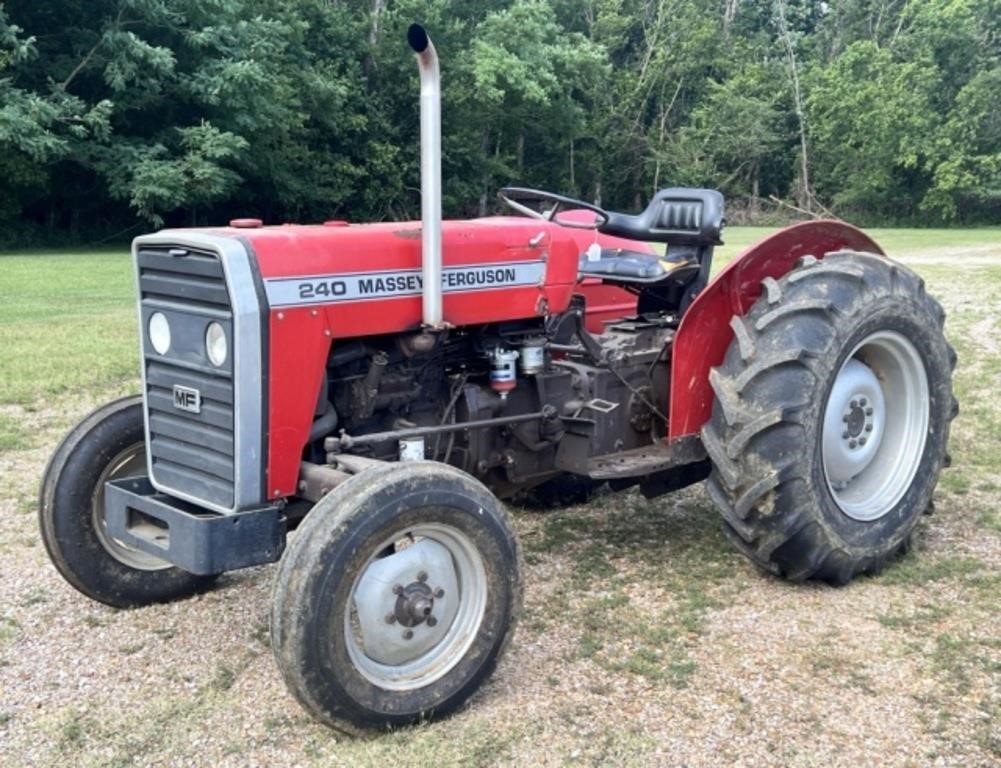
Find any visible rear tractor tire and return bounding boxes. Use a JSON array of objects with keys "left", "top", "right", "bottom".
[
  {"left": 39, "top": 396, "right": 219, "bottom": 608},
  {"left": 702, "top": 252, "right": 957, "bottom": 584},
  {"left": 270, "top": 461, "right": 522, "bottom": 733}
]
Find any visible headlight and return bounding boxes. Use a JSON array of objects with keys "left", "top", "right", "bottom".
[
  {"left": 148, "top": 312, "right": 171, "bottom": 355},
  {"left": 205, "top": 322, "right": 228, "bottom": 367}
]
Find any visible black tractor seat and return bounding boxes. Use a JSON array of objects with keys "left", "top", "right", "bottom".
[
  {"left": 599, "top": 188, "right": 725, "bottom": 246},
  {"left": 579, "top": 248, "right": 700, "bottom": 285}
]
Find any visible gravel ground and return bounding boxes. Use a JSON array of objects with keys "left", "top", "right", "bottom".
[{"left": 1, "top": 248, "right": 999, "bottom": 767}]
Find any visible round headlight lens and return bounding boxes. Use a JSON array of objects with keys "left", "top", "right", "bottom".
[
  {"left": 206, "top": 322, "right": 228, "bottom": 367},
  {"left": 148, "top": 312, "right": 171, "bottom": 355}
]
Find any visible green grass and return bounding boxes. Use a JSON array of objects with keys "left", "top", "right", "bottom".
[
  {"left": 0, "top": 248, "right": 138, "bottom": 405},
  {"left": 861, "top": 227, "right": 1001, "bottom": 254},
  {"left": 876, "top": 601, "right": 953, "bottom": 630},
  {"left": 875, "top": 555, "right": 986, "bottom": 587},
  {"left": 0, "top": 614, "right": 18, "bottom": 645},
  {"left": 0, "top": 412, "right": 38, "bottom": 451},
  {"left": 715, "top": 225, "right": 1001, "bottom": 265}
]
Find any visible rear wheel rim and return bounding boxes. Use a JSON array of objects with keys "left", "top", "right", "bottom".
[
  {"left": 91, "top": 443, "right": 171, "bottom": 571},
  {"left": 345, "top": 522, "right": 487, "bottom": 691},
  {"left": 822, "top": 330, "right": 930, "bottom": 521}
]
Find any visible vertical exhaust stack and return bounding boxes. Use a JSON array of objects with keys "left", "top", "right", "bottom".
[{"left": 408, "top": 24, "right": 443, "bottom": 329}]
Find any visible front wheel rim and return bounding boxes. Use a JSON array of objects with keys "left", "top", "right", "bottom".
[
  {"left": 822, "top": 330, "right": 930, "bottom": 522},
  {"left": 345, "top": 522, "right": 488, "bottom": 691},
  {"left": 91, "top": 443, "right": 172, "bottom": 571}
]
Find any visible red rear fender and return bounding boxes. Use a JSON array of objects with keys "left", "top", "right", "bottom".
[{"left": 667, "top": 221, "right": 884, "bottom": 439}]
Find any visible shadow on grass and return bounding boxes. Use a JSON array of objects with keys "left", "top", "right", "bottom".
[{"left": 513, "top": 486, "right": 748, "bottom": 688}]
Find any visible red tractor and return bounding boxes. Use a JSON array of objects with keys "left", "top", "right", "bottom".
[{"left": 40, "top": 26, "right": 956, "bottom": 733}]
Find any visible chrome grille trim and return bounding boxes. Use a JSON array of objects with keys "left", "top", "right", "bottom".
[{"left": 132, "top": 232, "right": 265, "bottom": 514}]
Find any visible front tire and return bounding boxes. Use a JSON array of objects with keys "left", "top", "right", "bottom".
[
  {"left": 271, "top": 461, "right": 522, "bottom": 733},
  {"left": 702, "top": 252, "right": 957, "bottom": 584},
  {"left": 39, "top": 396, "right": 218, "bottom": 607}
]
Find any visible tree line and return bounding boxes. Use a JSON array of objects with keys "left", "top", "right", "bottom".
[{"left": 1, "top": 0, "right": 998, "bottom": 245}]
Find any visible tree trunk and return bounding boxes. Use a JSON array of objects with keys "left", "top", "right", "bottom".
[
  {"left": 723, "top": 0, "right": 740, "bottom": 33},
  {"left": 775, "top": 0, "right": 813, "bottom": 212},
  {"left": 368, "top": 0, "right": 386, "bottom": 46},
  {"left": 569, "top": 138, "right": 575, "bottom": 191},
  {"left": 479, "top": 129, "right": 491, "bottom": 217},
  {"left": 363, "top": 0, "right": 386, "bottom": 83}
]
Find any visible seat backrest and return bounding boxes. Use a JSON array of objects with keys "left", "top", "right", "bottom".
[{"left": 599, "top": 188, "right": 725, "bottom": 247}]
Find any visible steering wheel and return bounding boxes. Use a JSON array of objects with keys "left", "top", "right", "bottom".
[{"left": 499, "top": 187, "right": 609, "bottom": 230}]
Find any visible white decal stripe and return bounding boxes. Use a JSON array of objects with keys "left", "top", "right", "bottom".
[{"left": 264, "top": 260, "right": 546, "bottom": 307}]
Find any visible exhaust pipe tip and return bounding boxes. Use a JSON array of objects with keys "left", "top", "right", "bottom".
[{"left": 407, "top": 24, "right": 430, "bottom": 54}]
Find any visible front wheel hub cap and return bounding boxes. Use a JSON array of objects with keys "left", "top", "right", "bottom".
[
  {"left": 393, "top": 581, "right": 436, "bottom": 627},
  {"left": 351, "top": 537, "right": 460, "bottom": 667}
]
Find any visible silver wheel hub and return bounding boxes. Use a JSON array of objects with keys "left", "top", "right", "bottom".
[
  {"left": 353, "top": 538, "right": 459, "bottom": 666},
  {"left": 822, "top": 331, "right": 930, "bottom": 522},
  {"left": 346, "top": 523, "right": 486, "bottom": 690},
  {"left": 823, "top": 359, "right": 886, "bottom": 487}
]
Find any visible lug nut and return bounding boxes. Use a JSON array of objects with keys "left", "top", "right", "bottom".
[
  {"left": 842, "top": 414, "right": 850, "bottom": 423},
  {"left": 865, "top": 407, "right": 873, "bottom": 416},
  {"left": 417, "top": 571, "right": 428, "bottom": 583},
  {"left": 865, "top": 424, "right": 873, "bottom": 432},
  {"left": 434, "top": 588, "right": 445, "bottom": 598},
  {"left": 427, "top": 616, "right": 438, "bottom": 627},
  {"left": 402, "top": 629, "right": 414, "bottom": 640},
  {"left": 850, "top": 400, "right": 858, "bottom": 408},
  {"left": 859, "top": 437, "right": 867, "bottom": 446},
  {"left": 392, "top": 584, "right": 403, "bottom": 595},
  {"left": 842, "top": 430, "right": 850, "bottom": 439},
  {"left": 385, "top": 612, "right": 397, "bottom": 625},
  {"left": 859, "top": 397, "right": 867, "bottom": 406},
  {"left": 849, "top": 439, "right": 858, "bottom": 449}
]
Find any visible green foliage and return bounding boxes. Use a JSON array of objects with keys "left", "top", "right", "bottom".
[
  {"left": 924, "top": 67, "right": 1001, "bottom": 220},
  {"left": 672, "top": 65, "right": 784, "bottom": 196},
  {"left": 806, "top": 40, "right": 938, "bottom": 218},
  {"left": 102, "top": 123, "right": 249, "bottom": 226},
  {"left": 806, "top": 0, "right": 1001, "bottom": 223},
  {"left": 0, "top": 0, "right": 998, "bottom": 241}
]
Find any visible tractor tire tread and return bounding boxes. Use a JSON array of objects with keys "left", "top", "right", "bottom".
[
  {"left": 729, "top": 315, "right": 756, "bottom": 361},
  {"left": 271, "top": 461, "right": 522, "bottom": 734},
  {"left": 733, "top": 348, "right": 817, "bottom": 395},
  {"left": 754, "top": 299, "right": 834, "bottom": 332},
  {"left": 703, "top": 250, "right": 956, "bottom": 584},
  {"left": 39, "top": 396, "right": 217, "bottom": 608},
  {"left": 701, "top": 424, "right": 740, "bottom": 489},
  {"left": 761, "top": 276, "right": 783, "bottom": 305}
]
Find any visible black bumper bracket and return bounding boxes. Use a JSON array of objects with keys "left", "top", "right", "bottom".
[{"left": 104, "top": 477, "right": 285, "bottom": 575}]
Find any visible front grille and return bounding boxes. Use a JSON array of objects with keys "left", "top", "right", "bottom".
[
  {"left": 137, "top": 248, "right": 230, "bottom": 308},
  {"left": 138, "top": 246, "right": 236, "bottom": 510}
]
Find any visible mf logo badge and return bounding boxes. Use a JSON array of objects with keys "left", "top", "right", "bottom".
[{"left": 172, "top": 385, "right": 201, "bottom": 414}]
